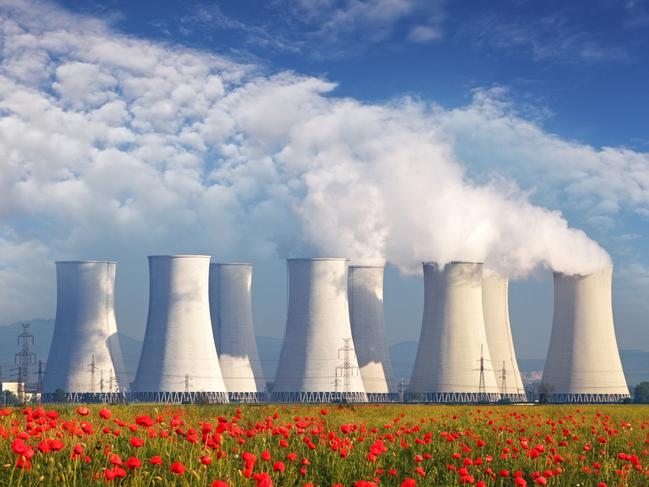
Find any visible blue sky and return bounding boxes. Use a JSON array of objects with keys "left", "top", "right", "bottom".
[{"left": 1, "top": 0, "right": 648, "bottom": 360}]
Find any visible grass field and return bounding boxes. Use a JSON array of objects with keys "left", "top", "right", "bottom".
[{"left": 0, "top": 403, "right": 647, "bottom": 486}]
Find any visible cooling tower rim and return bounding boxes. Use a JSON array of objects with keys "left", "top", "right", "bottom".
[
  {"left": 349, "top": 264, "right": 385, "bottom": 269},
  {"left": 553, "top": 264, "right": 614, "bottom": 278},
  {"left": 287, "top": 257, "right": 348, "bottom": 262},
  {"left": 56, "top": 260, "right": 117, "bottom": 264},
  {"left": 148, "top": 254, "right": 211, "bottom": 259},
  {"left": 211, "top": 262, "right": 254, "bottom": 266},
  {"left": 422, "top": 260, "right": 484, "bottom": 265}
]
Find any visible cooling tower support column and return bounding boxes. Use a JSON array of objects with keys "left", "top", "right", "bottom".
[
  {"left": 407, "top": 262, "right": 501, "bottom": 403},
  {"left": 272, "top": 258, "right": 367, "bottom": 403},
  {"left": 482, "top": 272, "right": 527, "bottom": 402},
  {"left": 542, "top": 267, "right": 630, "bottom": 403},
  {"left": 210, "top": 263, "right": 267, "bottom": 403},
  {"left": 133, "top": 255, "right": 228, "bottom": 403},
  {"left": 43, "top": 261, "right": 127, "bottom": 403},
  {"left": 348, "top": 265, "right": 394, "bottom": 402}
]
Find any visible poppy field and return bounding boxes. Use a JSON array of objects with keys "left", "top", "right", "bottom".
[{"left": 1, "top": 404, "right": 648, "bottom": 486}]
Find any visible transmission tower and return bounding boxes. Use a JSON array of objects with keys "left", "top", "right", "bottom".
[
  {"left": 335, "top": 338, "right": 359, "bottom": 399},
  {"left": 15, "top": 323, "right": 36, "bottom": 400},
  {"left": 109, "top": 370, "right": 114, "bottom": 393},
  {"left": 184, "top": 374, "right": 190, "bottom": 393},
  {"left": 99, "top": 370, "right": 105, "bottom": 393},
  {"left": 499, "top": 360, "right": 508, "bottom": 394},
  {"left": 399, "top": 377, "right": 407, "bottom": 403},
  {"left": 475, "top": 344, "right": 491, "bottom": 402},
  {"left": 88, "top": 355, "right": 96, "bottom": 393}
]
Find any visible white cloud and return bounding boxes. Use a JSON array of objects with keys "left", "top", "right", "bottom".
[{"left": 0, "top": 0, "right": 648, "bottom": 332}]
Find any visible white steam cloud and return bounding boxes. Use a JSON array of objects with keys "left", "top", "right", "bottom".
[{"left": 0, "top": 0, "right": 623, "bottom": 323}]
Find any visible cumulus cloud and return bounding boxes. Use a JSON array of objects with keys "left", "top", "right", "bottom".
[{"left": 3, "top": 0, "right": 649, "bottom": 328}]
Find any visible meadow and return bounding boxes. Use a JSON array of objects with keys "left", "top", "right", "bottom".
[{"left": 0, "top": 403, "right": 647, "bottom": 486}]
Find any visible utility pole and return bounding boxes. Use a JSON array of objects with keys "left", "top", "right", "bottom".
[
  {"left": 336, "top": 338, "right": 359, "bottom": 400},
  {"left": 88, "top": 355, "right": 96, "bottom": 393},
  {"left": 15, "top": 323, "right": 36, "bottom": 402}
]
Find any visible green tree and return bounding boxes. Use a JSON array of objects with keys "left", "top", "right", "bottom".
[
  {"left": 53, "top": 388, "right": 67, "bottom": 403},
  {"left": 633, "top": 382, "right": 649, "bottom": 403}
]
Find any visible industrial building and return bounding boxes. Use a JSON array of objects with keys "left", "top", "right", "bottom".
[
  {"left": 348, "top": 264, "right": 393, "bottom": 401},
  {"left": 482, "top": 272, "right": 527, "bottom": 402},
  {"left": 43, "top": 261, "right": 126, "bottom": 402},
  {"left": 132, "top": 255, "right": 228, "bottom": 403},
  {"left": 542, "top": 267, "right": 630, "bottom": 403},
  {"left": 272, "top": 258, "right": 367, "bottom": 402},
  {"left": 408, "top": 262, "right": 501, "bottom": 403},
  {"left": 209, "top": 263, "right": 266, "bottom": 402}
]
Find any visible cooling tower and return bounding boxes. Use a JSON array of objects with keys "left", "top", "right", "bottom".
[
  {"left": 407, "top": 262, "right": 501, "bottom": 403},
  {"left": 482, "top": 272, "right": 527, "bottom": 402},
  {"left": 541, "top": 267, "right": 630, "bottom": 403},
  {"left": 43, "top": 261, "right": 127, "bottom": 402},
  {"left": 272, "top": 258, "right": 367, "bottom": 402},
  {"left": 132, "top": 255, "right": 228, "bottom": 403},
  {"left": 209, "top": 263, "right": 266, "bottom": 402},
  {"left": 348, "top": 264, "right": 393, "bottom": 401}
]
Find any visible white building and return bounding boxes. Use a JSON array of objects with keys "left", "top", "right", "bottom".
[
  {"left": 43, "top": 261, "right": 126, "bottom": 402},
  {"left": 133, "top": 255, "right": 228, "bottom": 403},
  {"left": 482, "top": 272, "right": 527, "bottom": 402},
  {"left": 348, "top": 264, "right": 393, "bottom": 401},
  {"left": 542, "top": 267, "right": 630, "bottom": 403},
  {"left": 209, "top": 263, "right": 266, "bottom": 402},
  {"left": 408, "top": 262, "right": 501, "bottom": 402},
  {"left": 272, "top": 258, "right": 367, "bottom": 402}
]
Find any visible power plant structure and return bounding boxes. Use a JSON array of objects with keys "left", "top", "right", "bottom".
[
  {"left": 209, "top": 263, "right": 267, "bottom": 402},
  {"left": 482, "top": 272, "right": 527, "bottom": 402},
  {"left": 43, "top": 261, "right": 126, "bottom": 402},
  {"left": 542, "top": 267, "right": 630, "bottom": 403},
  {"left": 348, "top": 264, "right": 394, "bottom": 401},
  {"left": 272, "top": 258, "right": 367, "bottom": 402},
  {"left": 408, "top": 262, "right": 501, "bottom": 403},
  {"left": 132, "top": 255, "right": 228, "bottom": 403}
]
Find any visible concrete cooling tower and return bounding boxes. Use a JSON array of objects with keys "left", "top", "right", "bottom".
[
  {"left": 408, "top": 262, "right": 501, "bottom": 403},
  {"left": 133, "top": 255, "right": 228, "bottom": 403},
  {"left": 542, "top": 267, "right": 630, "bottom": 403},
  {"left": 482, "top": 272, "right": 527, "bottom": 402},
  {"left": 43, "top": 261, "right": 127, "bottom": 402},
  {"left": 209, "top": 263, "right": 266, "bottom": 402},
  {"left": 272, "top": 258, "right": 367, "bottom": 402},
  {"left": 348, "top": 264, "right": 393, "bottom": 401}
]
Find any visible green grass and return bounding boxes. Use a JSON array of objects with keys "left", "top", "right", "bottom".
[{"left": 0, "top": 403, "right": 647, "bottom": 486}]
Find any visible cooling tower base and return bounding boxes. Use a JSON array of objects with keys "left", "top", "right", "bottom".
[
  {"left": 228, "top": 391, "right": 267, "bottom": 403},
  {"left": 271, "top": 391, "right": 368, "bottom": 403},
  {"left": 545, "top": 392, "right": 630, "bottom": 404},
  {"left": 405, "top": 392, "right": 501, "bottom": 403},
  {"left": 129, "top": 391, "right": 229, "bottom": 404},
  {"left": 366, "top": 392, "right": 399, "bottom": 402},
  {"left": 499, "top": 393, "right": 529, "bottom": 403},
  {"left": 42, "top": 392, "right": 127, "bottom": 404}
]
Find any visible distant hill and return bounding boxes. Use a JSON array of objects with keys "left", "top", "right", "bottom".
[{"left": 3, "top": 321, "right": 647, "bottom": 388}]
